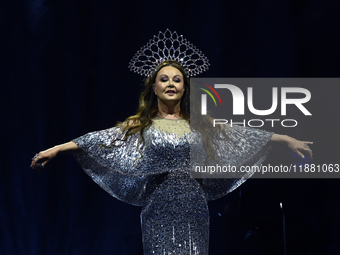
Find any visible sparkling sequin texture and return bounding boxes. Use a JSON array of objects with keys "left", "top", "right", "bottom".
[{"left": 73, "top": 117, "right": 273, "bottom": 254}]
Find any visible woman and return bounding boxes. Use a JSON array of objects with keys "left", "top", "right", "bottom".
[{"left": 30, "top": 31, "right": 312, "bottom": 255}]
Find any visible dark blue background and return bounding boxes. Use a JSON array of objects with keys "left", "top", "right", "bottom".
[{"left": 2, "top": 0, "right": 340, "bottom": 254}]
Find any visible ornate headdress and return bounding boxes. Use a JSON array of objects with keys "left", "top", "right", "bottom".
[{"left": 128, "top": 29, "right": 210, "bottom": 77}]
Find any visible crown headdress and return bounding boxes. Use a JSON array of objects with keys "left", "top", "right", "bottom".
[{"left": 128, "top": 29, "right": 210, "bottom": 77}]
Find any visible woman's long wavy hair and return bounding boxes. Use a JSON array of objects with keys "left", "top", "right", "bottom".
[{"left": 116, "top": 60, "right": 227, "bottom": 162}]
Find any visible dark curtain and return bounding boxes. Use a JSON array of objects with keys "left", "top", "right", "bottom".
[{"left": 2, "top": 0, "right": 340, "bottom": 254}]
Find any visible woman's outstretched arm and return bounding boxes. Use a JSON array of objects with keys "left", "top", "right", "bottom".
[
  {"left": 271, "top": 134, "right": 313, "bottom": 159},
  {"left": 30, "top": 141, "right": 80, "bottom": 169}
]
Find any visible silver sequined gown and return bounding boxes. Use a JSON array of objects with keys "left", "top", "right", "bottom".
[{"left": 73, "top": 117, "right": 273, "bottom": 255}]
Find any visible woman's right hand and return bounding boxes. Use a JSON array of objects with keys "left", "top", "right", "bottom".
[
  {"left": 30, "top": 141, "right": 80, "bottom": 170},
  {"left": 30, "top": 146, "right": 60, "bottom": 170}
]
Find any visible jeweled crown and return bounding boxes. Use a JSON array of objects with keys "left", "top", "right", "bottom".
[{"left": 128, "top": 29, "right": 210, "bottom": 77}]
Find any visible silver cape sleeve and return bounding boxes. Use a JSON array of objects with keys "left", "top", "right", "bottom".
[
  {"left": 194, "top": 125, "right": 274, "bottom": 201},
  {"left": 72, "top": 127, "right": 152, "bottom": 206}
]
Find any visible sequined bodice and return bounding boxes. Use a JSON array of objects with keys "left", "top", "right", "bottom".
[{"left": 142, "top": 117, "right": 191, "bottom": 174}]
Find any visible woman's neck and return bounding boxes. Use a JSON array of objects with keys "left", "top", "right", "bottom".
[{"left": 157, "top": 100, "right": 182, "bottom": 119}]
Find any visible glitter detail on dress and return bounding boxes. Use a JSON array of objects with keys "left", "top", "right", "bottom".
[{"left": 73, "top": 118, "right": 273, "bottom": 254}]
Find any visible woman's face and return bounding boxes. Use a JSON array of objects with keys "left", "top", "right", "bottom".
[{"left": 153, "top": 66, "right": 185, "bottom": 103}]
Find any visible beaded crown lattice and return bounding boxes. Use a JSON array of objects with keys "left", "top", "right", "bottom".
[{"left": 128, "top": 29, "right": 210, "bottom": 77}]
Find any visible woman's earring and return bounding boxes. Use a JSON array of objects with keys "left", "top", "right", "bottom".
[{"left": 183, "top": 88, "right": 185, "bottom": 92}]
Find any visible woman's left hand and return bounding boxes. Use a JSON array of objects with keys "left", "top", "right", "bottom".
[{"left": 271, "top": 134, "right": 313, "bottom": 159}]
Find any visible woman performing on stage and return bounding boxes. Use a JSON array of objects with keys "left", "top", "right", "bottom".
[{"left": 30, "top": 29, "right": 313, "bottom": 255}]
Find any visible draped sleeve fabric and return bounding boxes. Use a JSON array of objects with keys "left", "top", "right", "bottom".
[
  {"left": 191, "top": 124, "right": 274, "bottom": 201},
  {"left": 72, "top": 120, "right": 273, "bottom": 206},
  {"left": 72, "top": 127, "right": 155, "bottom": 206},
  {"left": 72, "top": 120, "right": 191, "bottom": 206}
]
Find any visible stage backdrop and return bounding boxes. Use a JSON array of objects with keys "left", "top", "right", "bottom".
[{"left": 1, "top": 0, "right": 340, "bottom": 254}]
